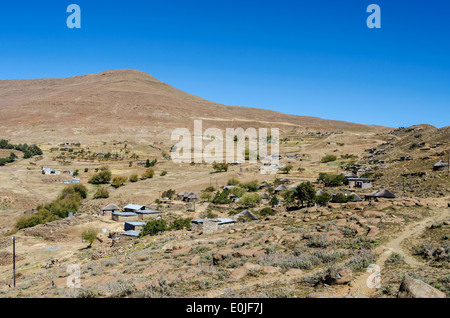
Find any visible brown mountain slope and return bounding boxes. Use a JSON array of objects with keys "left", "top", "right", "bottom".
[{"left": 0, "top": 69, "right": 389, "bottom": 142}]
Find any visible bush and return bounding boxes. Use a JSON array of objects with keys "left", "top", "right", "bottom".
[
  {"left": 59, "top": 184, "right": 88, "bottom": 200},
  {"left": 169, "top": 218, "right": 192, "bottom": 231},
  {"left": 315, "top": 192, "right": 332, "bottom": 206},
  {"left": 140, "top": 219, "right": 167, "bottom": 237},
  {"left": 111, "top": 176, "right": 127, "bottom": 188},
  {"left": 93, "top": 187, "right": 109, "bottom": 199},
  {"left": 321, "top": 155, "right": 337, "bottom": 163},
  {"left": 160, "top": 170, "right": 167, "bottom": 176},
  {"left": 240, "top": 180, "right": 259, "bottom": 192},
  {"left": 129, "top": 174, "right": 139, "bottom": 182},
  {"left": 259, "top": 207, "right": 275, "bottom": 216},
  {"left": 141, "top": 168, "right": 154, "bottom": 180},
  {"left": 227, "top": 177, "right": 240, "bottom": 186},
  {"left": 279, "top": 164, "right": 293, "bottom": 174},
  {"left": 331, "top": 193, "right": 355, "bottom": 203},
  {"left": 89, "top": 170, "right": 112, "bottom": 184}
]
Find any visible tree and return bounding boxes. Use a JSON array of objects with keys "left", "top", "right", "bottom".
[
  {"left": 239, "top": 193, "right": 262, "bottom": 207},
  {"left": 269, "top": 195, "right": 279, "bottom": 207},
  {"left": 280, "top": 189, "right": 295, "bottom": 206},
  {"left": 162, "top": 189, "right": 176, "bottom": 200},
  {"left": 317, "top": 173, "right": 347, "bottom": 187},
  {"left": 279, "top": 164, "right": 293, "bottom": 174},
  {"left": 89, "top": 169, "right": 112, "bottom": 184},
  {"left": 212, "top": 162, "right": 229, "bottom": 172},
  {"left": 212, "top": 190, "right": 232, "bottom": 204},
  {"left": 294, "top": 181, "right": 316, "bottom": 207},
  {"left": 82, "top": 228, "right": 98, "bottom": 248},
  {"left": 140, "top": 219, "right": 167, "bottom": 237}
]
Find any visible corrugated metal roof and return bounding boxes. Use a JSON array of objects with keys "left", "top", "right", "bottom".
[
  {"left": 112, "top": 212, "right": 138, "bottom": 217},
  {"left": 123, "top": 204, "right": 145, "bottom": 210},
  {"left": 120, "top": 230, "right": 141, "bottom": 237}
]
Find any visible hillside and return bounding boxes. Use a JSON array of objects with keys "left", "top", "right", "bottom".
[{"left": 0, "top": 69, "right": 389, "bottom": 143}]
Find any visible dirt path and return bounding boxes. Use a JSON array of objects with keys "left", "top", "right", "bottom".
[{"left": 340, "top": 203, "right": 450, "bottom": 298}]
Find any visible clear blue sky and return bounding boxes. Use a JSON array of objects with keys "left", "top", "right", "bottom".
[{"left": 0, "top": 0, "right": 449, "bottom": 128}]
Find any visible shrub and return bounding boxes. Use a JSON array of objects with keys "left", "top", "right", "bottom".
[
  {"left": 259, "top": 207, "right": 275, "bottom": 216},
  {"left": 315, "top": 192, "right": 332, "bottom": 206},
  {"left": 129, "top": 174, "right": 139, "bottom": 182},
  {"left": 160, "top": 170, "right": 167, "bottom": 176},
  {"left": 59, "top": 184, "right": 88, "bottom": 200},
  {"left": 141, "top": 168, "right": 154, "bottom": 180},
  {"left": 111, "top": 176, "right": 127, "bottom": 188},
  {"left": 227, "top": 177, "right": 240, "bottom": 186},
  {"left": 93, "top": 187, "right": 109, "bottom": 199},
  {"left": 240, "top": 180, "right": 259, "bottom": 192},
  {"left": 89, "top": 170, "right": 112, "bottom": 184},
  {"left": 321, "top": 155, "right": 337, "bottom": 163},
  {"left": 169, "top": 218, "right": 192, "bottom": 231}
]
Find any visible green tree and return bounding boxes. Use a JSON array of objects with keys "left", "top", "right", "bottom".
[
  {"left": 294, "top": 181, "right": 316, "bottom": 206},
  {"left": 82, "top": 228, "right": 98, "bottom": 248}
]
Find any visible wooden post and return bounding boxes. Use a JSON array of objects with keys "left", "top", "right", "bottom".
[{"left": 12, "top": 236, "right": 16, "bottom": 288}]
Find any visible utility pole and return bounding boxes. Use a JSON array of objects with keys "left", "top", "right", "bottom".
[{"left": 12, "top": 236, "right": 16, "bottom": 288}]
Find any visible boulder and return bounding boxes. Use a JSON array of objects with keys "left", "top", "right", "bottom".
[
  {"left": 229, "top": 267, "right": 249, "bottom": 281},
  {"left": 397, "top": 276, "right": 446, "bottom": 298},
  {"left": 322, "top": 267, "right": 353, "bottom": 285}
]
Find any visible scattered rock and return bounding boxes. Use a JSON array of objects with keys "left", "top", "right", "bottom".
[{"left": 397, "top": 276, "right": 446, "bottom": 298}]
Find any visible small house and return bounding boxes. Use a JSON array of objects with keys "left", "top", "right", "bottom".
[
  {"left": 433, "top": 160, "right": 449, "bottom": 171},
  {"left": 124, "top": 222, "right": 146, "bottom": 232},
  {"left": 102, "top": 204, "right": 120, "bottom": 215},
  {"left": 365, "top": 189, "right": 396, "bottom": 199},
  {"left": 191, "top": 218, "right": 236, "bottom": 232},
  {"left": 111, "top": 212, "right": 139, "bottom": 222},
  {"left": 347, "top": 178, "right": 373, "bottom": 189},
  {"left": 274, "top": 185, "right": 288, "bottom": 193}
]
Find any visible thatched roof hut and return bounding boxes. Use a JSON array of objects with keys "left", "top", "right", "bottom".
[
  {"left": 365, "top": 189, "right": 396, "bottom": 199},
  {"left": 103, "top": 204, "right": 120, "bottom": 212}
]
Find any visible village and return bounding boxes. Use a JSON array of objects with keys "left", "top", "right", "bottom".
[{"left": 0, "top": 123, "right": 448, "bottom": 298}]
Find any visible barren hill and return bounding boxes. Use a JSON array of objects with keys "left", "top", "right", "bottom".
[{"left": 0, "top": 69, "right": 389, "bottom": 142}]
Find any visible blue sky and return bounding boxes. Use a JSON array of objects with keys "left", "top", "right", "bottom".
[{"left": 0, "top": 0, "right": 449, "bottom": 128}]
